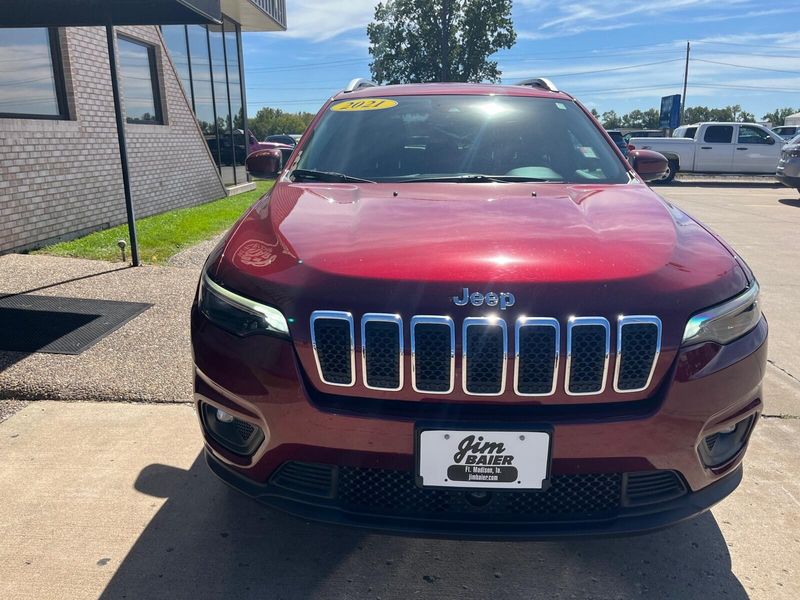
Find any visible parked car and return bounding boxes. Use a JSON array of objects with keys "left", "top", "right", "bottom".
[
  {"left": 246, "top": 141, "right": 294, "bottom": 178},
  {"left": 672, "top": 125, "right": 698, "bottom": 139},
  {"left": 264, "top": 134, "right": 297, "bottom": 146},
  {"left": 629, "top": 122, "right": 784, "bottom": 183},
  {"left": 777, "top": 133, "right": 800, "bottom": 192},
  {"left": 623, "top": 129, "right": 662, "bottom": 143},
  {"left": 606, "top": 130, "right": 629, "bottom": 158},
  {"left": 772, "top": 125, "right": 798, "bottom": 141},
  {"left": 192, "top": 79, "right": 764, "bottom": 539}
]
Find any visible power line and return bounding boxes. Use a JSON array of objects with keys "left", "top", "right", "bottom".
[
  {"left": 568, "top": 83, "right": 683, "bottom": 94},
  {"left": 691, "top": 82, "right": 800, "bottom": 93},
  {"left": 499, "top": 59, "right": 684, "bottom": 83},
  {"left": 693, "top": 58, "right": 800, "bottom": 75},
  {"left": 694, "top": 39, "right": 800, "bottom": 51},
  {"left": 501, "top": 58, "right": 683, "bottom": 81},
  {"left": 692, "top": 49, "right": 800, "bottom": 60}
]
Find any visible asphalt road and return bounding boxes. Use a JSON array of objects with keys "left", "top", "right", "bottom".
[{"left": 0, "top": 181, "right": 798, "bottom": 600}]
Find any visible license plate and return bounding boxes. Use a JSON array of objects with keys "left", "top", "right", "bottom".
[{"left": 416, "top": 429, "right": 551, "bottom": 489}]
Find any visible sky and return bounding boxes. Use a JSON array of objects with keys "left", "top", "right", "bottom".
[{"left": 242, "top": 0, "right": 800, "bottom": 121}]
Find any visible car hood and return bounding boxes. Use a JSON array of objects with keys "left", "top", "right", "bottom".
[
  {"left": 224, "top": 181, "right": 734, "bottom": 276},
  {"left": 212, "top": 180, "right": 745, "bottom": 324}
]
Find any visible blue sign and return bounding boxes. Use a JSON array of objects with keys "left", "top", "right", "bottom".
[{"left": 659, "top": 95, "right": 682, "bottom": 129}]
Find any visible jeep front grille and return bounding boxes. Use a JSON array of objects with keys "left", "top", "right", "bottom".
[{"left": 310, "top": 312, "right": 661, "bottom": 397}]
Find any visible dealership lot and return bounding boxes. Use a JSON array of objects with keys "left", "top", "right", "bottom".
[{"left": 0, "top": 181, "right": 798, "bottom": 600}]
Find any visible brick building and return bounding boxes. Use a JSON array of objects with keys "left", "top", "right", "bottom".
[{"left": 0, "top": 1, "right": 286, "bottom": 254}]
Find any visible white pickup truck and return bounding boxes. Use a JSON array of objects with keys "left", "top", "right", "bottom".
[{"left": 628, "top": 122, "right": 784, "bottom": 183}]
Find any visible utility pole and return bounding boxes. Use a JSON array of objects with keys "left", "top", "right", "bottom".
[{"left": 681, "top": 41, "right": 690, "bottom": 125}]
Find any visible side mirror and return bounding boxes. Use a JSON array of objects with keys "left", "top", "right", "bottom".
[
  {"left": 766, "top": 137, "right": 776, "bottom": 145},
  {"left": 629, "top": 149, "right": 669, "bottom": 182}
]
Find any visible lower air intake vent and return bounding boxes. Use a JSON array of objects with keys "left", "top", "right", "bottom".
[
  {"left": 267, "top": 463, "right": 688, "bottom": 521},
  {"left": 271, "top": 462, "right": 335, "bottom": 498},
  {"left": 337, "top": 466, "right": 622, "bottom": 518},
  {"left": 623, "top": 470, "right": 687, "bottom": 506}
]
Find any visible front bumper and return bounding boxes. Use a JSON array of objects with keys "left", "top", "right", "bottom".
[
  {"left": 205, "top": 448, "right": 743, "bottom": 539},
  {"left": 777, "top": 156, "right": 800, "bottom": 189},
  {"left": 192, "top": 307, "right": 767, "bottom": 537}
]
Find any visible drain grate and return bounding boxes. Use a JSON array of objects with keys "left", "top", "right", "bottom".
[{"left": 0, "top": 294, "right": 151, "bottom": 355}]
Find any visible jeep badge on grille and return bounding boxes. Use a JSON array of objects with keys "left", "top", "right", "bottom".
[{"left": 452, "top": 288, "right": 515, "bottom": 310}]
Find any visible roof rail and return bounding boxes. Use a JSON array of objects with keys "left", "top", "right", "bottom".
[
  {"left": 516, "top": 78, "right": 558, "bottom": 92},
  {"left": 343, "top": 78, "right": 379, "bottom": 93}
]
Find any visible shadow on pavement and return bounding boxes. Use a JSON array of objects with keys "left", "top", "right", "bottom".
[
  {"left": 0, "top": 265, "right": 130, "bottom": 299},
  {"left": 100, "top": 454, "right": 749, "bottom": 600},
  {"left": 778, "top": 198, "right": 800, "bottom": 208}
]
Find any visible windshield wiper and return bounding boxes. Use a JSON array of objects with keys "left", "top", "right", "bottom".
[
  {"left": 396, "top": 174, "right": 556, "bottom": 183},
  {"left": 291, "top": 169, "right": 376, "bottom": 184}
]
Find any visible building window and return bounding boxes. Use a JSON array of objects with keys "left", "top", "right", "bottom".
[
  {"left": 118, "top": 36, "right": 163, "bottom": 125},
  {"left": 160, "top": 25, "right": 193, "bottom": 103},
  {"left": 0, "top": 27, "right": 67, "bottom": 119}
]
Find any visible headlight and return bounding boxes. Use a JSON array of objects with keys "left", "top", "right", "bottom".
[
  {"left": 682, "top": 283, "right": 761, "bottom": 346},
  {"left": 198, "top": 273, "right": 289, "bottom": 337}
]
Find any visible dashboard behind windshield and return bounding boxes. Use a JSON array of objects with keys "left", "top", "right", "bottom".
[{"left": 294, "top": 95, "right": 629, "bottom": 184}]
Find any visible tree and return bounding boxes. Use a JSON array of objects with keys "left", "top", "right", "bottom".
[
  {"left": 367, "top": 0, "right": 516, "bottom": 84},
  {"left": 248, "top": 107, "right": 315, "bottom": 140},
  {"left": 601, "top": 110, "right": 622, "bottom": 129},
  {"left": 683, "top": 105, "right": 712, "bottom": 123},
  {"left": 762, "top": 107, "right": 799, "bottom": 126},
  {"left": 682, "top": 105, "right": 756, "bottom": 124},
  {"left": 590, "top": 108, "right": 601, "bottom": 120},
  {"left": 642, "top": 108, "right": 661, "bottom": 128},
  {"left": 618, "top": 108, "right": 665, "bottom": 129}
]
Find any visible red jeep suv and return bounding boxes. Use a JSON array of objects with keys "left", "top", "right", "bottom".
[{"left": 191, "top": 79, "right": 766, "bottom": 538}]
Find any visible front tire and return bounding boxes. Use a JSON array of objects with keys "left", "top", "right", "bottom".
[{"left": 652, "top": 159, "right": 678, "bottom": 185}]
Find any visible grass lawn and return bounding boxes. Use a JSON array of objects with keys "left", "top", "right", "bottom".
[{"left": 36, "top": 180, "right": 273, "bottom": 264}]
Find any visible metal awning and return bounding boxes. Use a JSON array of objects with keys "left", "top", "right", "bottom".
[
  {"left": 1, "top": 0, "right": 223, "bottom": 266},
  {"left": 0, "top": 0, "right": 221, "bottom": 27}
]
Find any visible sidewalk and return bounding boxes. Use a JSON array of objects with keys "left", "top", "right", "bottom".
[{"left": 0, "top": 253, "right": 201, "bottom": 403}]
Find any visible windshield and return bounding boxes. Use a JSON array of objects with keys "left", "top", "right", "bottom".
[{"left": 293, "top": 95, "right": 629, "bottom": 184}]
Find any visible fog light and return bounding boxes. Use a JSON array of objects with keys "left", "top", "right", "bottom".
[
  {"left": 201, "top": 402, "right": 265, "bottom": 457},
  {"left": 699, "top": 415, "right": 755, "bottom": 468},
  {"left": 216, "top": 408, "right": 234, "bottom": 423}
]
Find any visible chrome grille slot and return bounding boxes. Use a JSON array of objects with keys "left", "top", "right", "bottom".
[
  {"left": 614, "top": 316, "right": 661, "bottom": 393},
  {"left": 361, "top": 313, "right": 403, "bottom": 391},
  {"left": 310, "top": 311, "right": 355, "bottom": 387},
  {"left": 411, "top": 316, "right": 455, "bottom": 394},
  {"left": 514, "top": 317, "right": 559, "bottom": 396},
  {"left": 566, "top": 317, "right": 610, "bottom": 395},
  {"left": 463, "top": 317, "right": 507, "bottom": 396}
]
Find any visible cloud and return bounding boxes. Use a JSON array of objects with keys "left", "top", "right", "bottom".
[
  {"left": 514, "top": 0, "right": 753, "bottom": 40},
  {"left": 281, "top": 0, "right": 377, "bottom": 41}
]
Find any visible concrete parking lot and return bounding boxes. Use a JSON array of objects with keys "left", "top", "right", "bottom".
[{"left": 0, "top": 181, "right": 798, "bottom": 600}]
